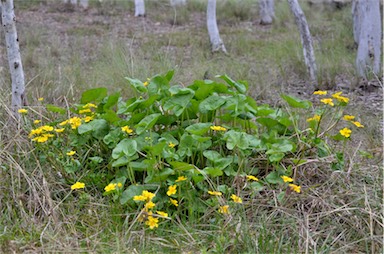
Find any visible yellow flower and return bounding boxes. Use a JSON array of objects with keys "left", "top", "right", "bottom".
[
  {"left": 352, "top": 121, "right": 364, "bottom": 128},
  {"left": 218, "top": 205, "right": 229, "bottom": 214},
  {"left": 246, "top": 175, "right": 259, "bottom": 181},
  {"left": 117, "top": 182, "right": 123, "bottom": 188},
  {"left": 33, "top": 120, "right": 41, "bottom": 124},
  {"left": 208, "top": 191, "right": 222, "bottom": 196},
  {"left": 133, "top": 195, "right": 147, "bottom": 201},
  {"left": 168, "top": 142, "right": 176, "bottom": 148},
  {"left": 210, "top": 125, "right": 227, "bottom": 132},
  {"left": 59, "top": 120, "right": 69, "bottom": 126},
  {"left": 313, "top": 90, "right": 327, "bottom": 95},
  {"left": 41, "top": 125, "right": 54, "bottom": 132},
  {"left": 54, "top": 128, "right": 65, "bottom": 133},
  {"left": 121, "top": 126, "right": 134, "bottom": 134},
  {"left": 38, "top": 97, "right": 44, "bottom": 101},
  {"left": 306, "top": 114, "right": 321, "bottom": 122},
  {"left": 83, "top": 116, "right": 94, "bottom": 123},
  {"left": 231, "top": 194, "right": 242, "bottom": 204},
  {"left": 169, "top": 198, "right": 178, "bottom": 207},
  {"left": 332, "top": 92, "right": 349, "bottom": 103},
  {"left": 289, "top": 184, "right": 301, "bottom": 193},
  {"left": 104, "top": 183, "right": 117, "bottom": 192},
  {"left": 175, "top": 176, "right": 187, "bottom": 182},
  {"left": 281, "top": 176, "right": 293, "bottom": 183},
  {"left": 145, "top": 201, "right": 156, "bottom": 210},
  {"left": 18, "top": 109, "right": 28, "bottom": 114},
  {"left": 340, "top": 127, "right": 352, "bottom": 138},
  {"left": 71, "top": 181, "right": 85, "bottom": 190},
  {"left": 29, "top": 128, "right": 43, "bottom": 137},
  {"left": 68, "top": 117, "right": 82, "bottom": 129},
  {"left": 142, "top": 190, "right": 155, "bottom": 201},
  {"left": 79, "top": 109, "right": 91, "bottom": 114},
  {"left": 83, "top": 103, "right": 97, "bottom": 109},
  {"left": 66, "top": 150, "right": 76, "bottom": 156},
  {"left": 32, "top": 133, "right": 54, "bottom": 143},
  {"left": 143, "top": 78, "right": 150, "bottom": 87},
  {"left": 167, "top": 185, "right": 177, "bottom": 196},
  {"left": 145, "top": 216, "right": 159, "bottom": 229},
  {"left": 343, "top": 115, "right": 355, "bottom": 121},
  {"left": 156, "top": 211, "right": 168, "bottom": 218},
  {"left": 320, "top": 98, "right": 334, "bottom": 106}
]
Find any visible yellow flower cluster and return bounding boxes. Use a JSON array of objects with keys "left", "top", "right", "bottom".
[
  {"left": 231, "top": 194, "right": 242, "bottom": 204},
  {"left": 246, "top": 175, "right": 259, "bottom": 181},
  {"left": 29, "top": 125, "right": 55, "bottom": 143},
  {"left": 167, "top": 185, "right": 177, "bottom": 196},
  {"left": 71, "top": 181, "right": 85, "bottom": 190},
  {"left": 342, "top": 114, "right": 364, "bottom": 128},
  {"left": 175, "top": 176, "right": 187, "bottom": 182},
  {"left": 18, "top": 108, "right": 28, "bottom": 114},
  {"left": 121, "top": 126, "right": 134, "bottom": 134},
  {"left": 281, "top": 175, "right": 301, "bottom": 193},
  {"left": 208, "top": 191, "right": 222, "bottom": 196},
  {"left": 104, "top": 182, "right": 123, "bottom": 192},
  {"left": 306, "top": 114, "right": 321, "bottom": 122},
  {"left": 168, "top": 142, "right": 176, "bottom": 148},
  {"left": 332, "top": 92, "right": 349, "bottom": 103},
  {"left": 339, "top": 127, "right": 352, "bottom": 138},
  {"left": 210, "top": 125, "right": 227, "bottom": 132},
  {"left": 218, "top": 205, "right": 229, "bottom": 214},
  {"left": 133, "top": 190, "right": 168, "bottom": 230},
  {"left": 59, "top": 116, "right": 82, "bottom": 129}
]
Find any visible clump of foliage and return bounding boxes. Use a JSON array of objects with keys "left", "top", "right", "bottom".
[{"left": 22, "top": 71, "right": 364, "bottom": 230}]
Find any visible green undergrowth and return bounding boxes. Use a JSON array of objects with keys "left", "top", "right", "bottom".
[{"left": 1, "top": 71, "right": 378, "bottom": 253}]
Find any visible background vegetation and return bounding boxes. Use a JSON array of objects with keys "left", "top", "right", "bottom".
[{"left": 0, "top": 0, "right": 382, "bottom": 253}]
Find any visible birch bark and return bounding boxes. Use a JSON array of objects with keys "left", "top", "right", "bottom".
[
  {"left": 259, "top": 0, "right": 274, "bottom": 25},
  {"left": 207, "top": 0, "right": 226, "bottom": 53},
  {"left": 287, "top": 0, "right": 317, "bottom": 81},
  {"left": 170, "top": 0, "right": 186, "bottom": 7},
  {"left": 353, "top": 0, "right": 382, "bottom": 77},
  {"left": 1, "top": 0, "right": 26, "bottom": 118},
  {"left": 135, "top": 0, "right": 145, "bottom": 17}
]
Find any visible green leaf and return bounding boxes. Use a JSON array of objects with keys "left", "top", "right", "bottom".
[
  {"left": 198, "top": 95, "right": 226, "bottom": 113},
  {"left": 120, "top": 185, "right": 146, "bottom": 205},
  {"left": 185, "top": 123, "right": 212, "bottom": 136},
  {"left": 163, "top": 86, "right": 195, "bottom": 116},
  {"left": 280, "top": 94, "right": 312, "bottom": 109},
  {"left": 125, "top": 78, "right": 147, "bottom": 93},
  {"left": 267, "top": 152, "right": 285, "bottom": 163},
  {"left": 112, "top": 139, "right": 137, "bottom": 159},
  {"left": 223, "top": 130, "right": 249, "bottom": 150},
  {"left": 203, "top": 167, "right": 223, "bottom": 177},
  {"left": 46, "top": 104, "right": 66, "bottom": 114},
  {"left": 217, "top": 74, "right": 247, "bottom": 94},
  {"left": 112, "top": 155, "right": 130, "bottom": 167},
  {"left": 203, "top": 150, "right": 222, "bottom": 162},
  {"left": 81, "top": 88, "right": 108, "bottom": 104},
  {"left": 265, "top": 171, "right": 282, "bottom": 184},
  {"left": 145, "top": 168, "right": 174, "bottom": 183},
  {"left": 78, "top": 119, "right": 109, "bottom": 139},
  {"left": 169, "top": 161, "right": 196, "bottom": 171},
  {"left": 134, "top": 113, "right": 161, "bottom": 135},
  {"left": 103, "top": 92, "right": 120, "bottom": 110}
]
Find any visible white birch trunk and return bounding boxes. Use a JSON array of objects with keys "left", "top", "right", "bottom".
[
  {"left": 135, "top": 0, "right": 145, "bottom": 17},
  {"left": 287, "top": 0, "right": 317, "bottom": 81},
  {"left": 259, "top": 0, "right": 274, "bottom": 25},
  {"left": 207, "top": 0, "right": 226, "bottom": 53},
  {"left": 1, "top": 0, "right": 26, "bottom": 118},
  {"left": 353, "top": 0, "right": 382, "bottom": 77},
  {"left": 79, "top": 0, "right": 88, "bottom": 9},
  {"left": 170, "top": 0, "right": 186, "bottom": 6}
]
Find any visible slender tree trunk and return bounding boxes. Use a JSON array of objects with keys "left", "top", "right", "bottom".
[
  {"left": 170, "top": 0, "right": 186, "bottom": 7},
  {"left": 259, "top": 0, "right": 274, "bottom": 25},
  {"left": 287, "top": 0, "right": 317, "bottom": 82},
  {"left": 79, "top": 0, "right": 88, "bottom": 9},
  {"left": 1, "top": 0, "right": 26, "bottom": 119},
  {"left": 135, "top": 0, "right": 145, "bottom": 17},
  {"left": 207, "top": 0, "right": 226, "bottom": 53},
  {"left": 353, "top": 0, "right": 382, "bottom": 78}
]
